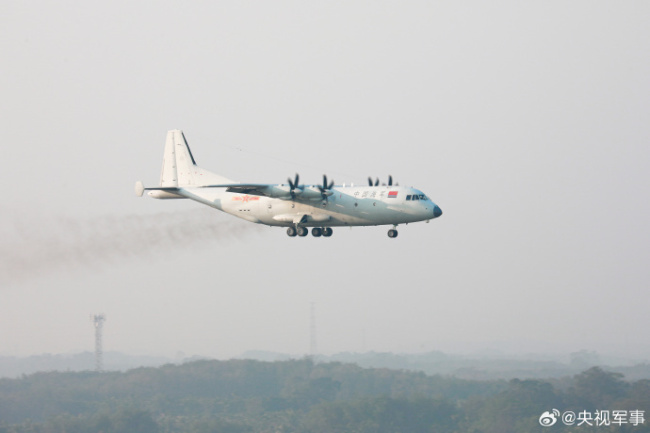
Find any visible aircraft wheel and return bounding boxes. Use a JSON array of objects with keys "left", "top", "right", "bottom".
[
  {"left": 322, "top": 227, "right": 333, "bottom": 237},
  {"left": 387, "top": 229, "right": 398, "bottom": 238},
  {"left": 297, "top": 227, "right": 308, "bottom": 237},
  {"left": 312, "top": 228, "right": 322, "bottom": 237},
  {"left": 287, "top": 227, "right": 297, "bottom": 237}
]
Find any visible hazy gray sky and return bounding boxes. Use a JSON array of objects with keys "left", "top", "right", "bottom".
[{"left": 2, "top": 1, "right": 649, "bottom": 360}]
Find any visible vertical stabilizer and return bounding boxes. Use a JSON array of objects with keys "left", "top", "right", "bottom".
[
  {"left": 174, "top": 130, "right": 199, "bottom": 186},
  {"left": 160, "top": 130, "right": 235, "bottom": 187},
  {"left": 160, "top": 131, "right": 179, "bottom": 186}
]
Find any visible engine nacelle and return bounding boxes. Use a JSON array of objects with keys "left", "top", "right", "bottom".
[
  {"left": 300, "top": 186, "right": 323, "bottom": 200},
  {"left": 267, "top": 185, "right": 292, "bottom": 199}
]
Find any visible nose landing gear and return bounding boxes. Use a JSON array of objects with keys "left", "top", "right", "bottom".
[{"left": 387, "top": 227, "right": 398, "bottom": 238}]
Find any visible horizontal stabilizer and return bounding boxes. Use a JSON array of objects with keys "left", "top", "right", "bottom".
[{"left": 134, "top": 181, "right": 186, "bottom": 199}]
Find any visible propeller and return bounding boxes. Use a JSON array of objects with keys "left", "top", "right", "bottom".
[
  {"left": 318, "top": 174, "right": 335, "bottom": 201},
  {"left": 367, "top": 177, "right": 380, "bottom": 186},
  {"left": 370, "top": 176, "right": 393, "bottom": 186},
  {"left": 287, "top": 173, "right": 301, "bottom": 198}
]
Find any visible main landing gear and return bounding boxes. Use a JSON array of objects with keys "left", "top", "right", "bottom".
[
  {"left": 286, "top": 226, "right": 308, "bottom": 237},
  {"left": 286, "top": 227, "right": 333, "bottom": 237},
  {"left": 312, "top": 227, "right": 333, "bottom": 237}
]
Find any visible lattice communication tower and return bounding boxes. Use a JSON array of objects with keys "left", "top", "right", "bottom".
[
  {"left": 310, "top": 303, "right": 317, "bottom": 357},
  {"left": 91, "top": 314, "right": 106, "bottom": 372}
]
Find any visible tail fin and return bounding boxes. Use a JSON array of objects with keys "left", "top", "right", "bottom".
[
  {"left": 159, "top": 131, "right": 179, "bottom": 187},
  {"left": 160, "top": 130, "right": 235, "bottom": 187}
]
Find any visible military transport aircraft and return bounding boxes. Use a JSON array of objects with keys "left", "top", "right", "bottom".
[{"left": 135, "top": 130, "right": 442, "bottom": 238}]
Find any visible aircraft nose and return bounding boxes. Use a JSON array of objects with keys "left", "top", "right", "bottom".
[{"left": 433, "top": 205, "right": 443, "bottom": 218}]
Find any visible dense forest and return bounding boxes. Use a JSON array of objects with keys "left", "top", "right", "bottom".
[{"left": 0, "top": 358, "right": 648, "bottom": 433}]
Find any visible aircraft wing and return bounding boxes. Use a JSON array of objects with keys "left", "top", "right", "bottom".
[
  {"left": 138, "top": 182, "right": 292, "bottom": 199},
  {"left": 199, "top": 183, "right": 324, "bottom": 201},
  {"left": 197, "top": 183, "right": 289, "bottom": 198},
  {"left": 192, "top": 184, "right": 272, "bottom": 197},
  {"left": 224, "top": 184, "right": 273, "bottom": 197}
]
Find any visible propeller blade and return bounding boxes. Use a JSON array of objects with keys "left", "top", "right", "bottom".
[
  {"left": 388, "top": 175, "right": 393, "bottom": 186},
  {"left": 318, "top": 174, "right": 334, "bottom": 201},
  {"left": 375, "top": 178, "right": 379, "bottom": 186},
  {"left": 322, "top": 174, "right": 334, "bottom": 190},
  {"left": 288, "top": 173, "right": 301, "bottom": 198},
  {"left": 368, "top": 177, "right": 373, "bottom": 186},
  {"left": 289, "top": 173, "right": 300, "bottom": 188}
]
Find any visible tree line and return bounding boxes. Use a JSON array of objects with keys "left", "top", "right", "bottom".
[{"left": 0, "top": 358, "right": 648, "bottom": 433}]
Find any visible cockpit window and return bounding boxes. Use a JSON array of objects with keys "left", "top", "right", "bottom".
[{"left": 406, "top": 193, "right": 429, "bottom": 201}]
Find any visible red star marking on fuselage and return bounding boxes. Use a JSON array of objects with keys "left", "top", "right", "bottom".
[{"left": 232, "top": 195, "right": 259, "bottom": 202}]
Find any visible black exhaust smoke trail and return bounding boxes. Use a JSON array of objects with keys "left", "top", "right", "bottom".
[{"left": 0, "top": 209, "right": 263, "bottom": 286}]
